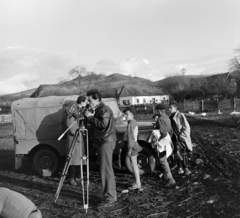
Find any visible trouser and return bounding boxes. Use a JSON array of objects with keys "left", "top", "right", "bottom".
[
  {"left": 69, "top": 165, "right": 80, "bottom": 179},
  {"left": 158, "top": 151, "right": 173, "bottom": 180},
  {"left": 171, "top": 134, "right": 188, "bottom": 169},
  {"left": 97, "top": 141, "right": 116, "bottom": 201}
]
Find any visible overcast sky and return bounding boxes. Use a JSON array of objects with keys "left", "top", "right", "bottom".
[{"left": 0, "top": 0, "right": 239, "bottom": 94}]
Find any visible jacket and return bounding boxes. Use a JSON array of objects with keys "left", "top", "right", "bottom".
[
  {"left": 87, "top": 102, "right": 117, "bottom": 144},
  {"left": 148, "top": 130, "right": 173, "bottom": 158},
  {"left": 171, "top": 111, "right": 192, "bottom": 151},
  {"left": 123, "top": 119, "right": 142, "bottom": 153},
  {"left": 155, "top": 113, "right": 173, "bottom": 139}
]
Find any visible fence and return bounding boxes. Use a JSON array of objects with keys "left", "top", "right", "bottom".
[
  {"left": 0, "top": 114, "right": 12, "bottom": 124},
  {"left": 178, "top": 98, "right": 240, "bottom": 112},
  {"left": 121, "top": 98, "right": 240, "bottom": 114}
]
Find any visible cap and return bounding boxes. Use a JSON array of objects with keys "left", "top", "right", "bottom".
[
  {"left": 123, "top": 107, "right": 136, "bottom": 117},
  {"left": 155, "top": 103, "right": 166, "bottom": 110},
  {"left": 169, "top": 101, "right": 178, "bottom": 109}
]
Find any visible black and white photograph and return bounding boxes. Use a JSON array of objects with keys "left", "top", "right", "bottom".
[{"left": 0, "top": 0, "right": 240, "bottom": 217}]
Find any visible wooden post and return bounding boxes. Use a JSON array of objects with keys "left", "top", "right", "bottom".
[
  {"left": 233, "top": 97, "right": 236, "bottom": 111},
  {"left": 15, "top": 155, "right": 24, "bottom": 169},
  {"left": 201, "top": 100, "right": 204, "bottom": 112},
  {"left": 152, "top": 102, "right": 155, "bottom": 114}
]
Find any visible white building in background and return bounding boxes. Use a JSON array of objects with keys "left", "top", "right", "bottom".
[{"left": 119, "top": 95, "right": 169, "bottom": 106}]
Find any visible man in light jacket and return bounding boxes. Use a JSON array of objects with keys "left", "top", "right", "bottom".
[{"left": 169, "top": 101, "right": 192, "bottom": 175}]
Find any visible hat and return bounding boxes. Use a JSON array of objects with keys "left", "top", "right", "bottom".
[
  {"left": 169, "top": 101, "right": 178, "bottom": 109},
  {"left": 77, "top": 95, "right": 87, "bottom": 104},
  {"left": 155, "top": 103, "right": 166, "bottom": 110},
  {"left": 123, "top": 107, "right": 136, "bottom": 117}
]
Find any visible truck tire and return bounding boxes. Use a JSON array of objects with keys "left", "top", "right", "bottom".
[
  {"left": 33, "top": 149, "right": 59, "bottom": 177},
  {"left": 125, "top": 145, "right": 156, "bottom": 175}
]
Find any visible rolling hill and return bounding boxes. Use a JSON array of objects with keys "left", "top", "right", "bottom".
[{"left": 1, "top": 71, "right": 239, "bottom": 102}]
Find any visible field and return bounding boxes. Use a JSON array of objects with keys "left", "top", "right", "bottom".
[{"left": 1, "top": 114, "right": 240, "bottom": 218}]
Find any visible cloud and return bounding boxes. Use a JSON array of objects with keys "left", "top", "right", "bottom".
[
  {"left": 172, "top": 63, "right": 206, "bottom": 75},
  {"left": 94, "top": 54, "right": 231, "bottom": 82},
  {"left": 94, "top": 59, "right": 122, "bottom": 74},
  {"left": 0, "top": 46, "right": 233, "bottom": 95},
  {"left": 94, "top": 57, "right": 164, "bottom": 81},
  {"left": 0, "top": 74, "right": 37, "bottom": 95},
  {"left": 0, "top": 46, "right": 80, "bottom": 94},
  {"left": 159, "top": 53, "right": 232, "bottom": 77}
]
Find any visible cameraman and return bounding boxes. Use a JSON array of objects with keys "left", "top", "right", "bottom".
[
  {"left": 66, "top": 95, "right": 88, "bottom": 186},
  {"left": 85, "top": 90, "right": 117, "bottom": 207}
]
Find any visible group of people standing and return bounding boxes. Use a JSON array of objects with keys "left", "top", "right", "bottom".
[
  {"left": 123, "top": 101, "right": 192, "bottom": 191},
  {"left": 65, "top": 89, "right": 193, "bottom": 208},
  {"left": 0, "top": 90, "right": 193, "bottom": 217}
]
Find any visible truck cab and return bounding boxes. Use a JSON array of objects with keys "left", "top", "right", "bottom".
[{"left": 11, "top": 96, "right": 155, "bottom": 177}]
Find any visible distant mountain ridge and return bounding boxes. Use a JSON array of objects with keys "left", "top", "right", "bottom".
[{"left": 1, "top": 72, "right": 237, "bottom": 102}]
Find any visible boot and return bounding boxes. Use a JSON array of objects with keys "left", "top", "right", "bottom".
[
  {"left": 164, "top": 178, "right": 176, "bottom": 188},
  {"left": 68, "top": 178, "right": 77, "bottom": 186},
  {"left": 184, "top": 168, "right": 191, "bottom": 175}
]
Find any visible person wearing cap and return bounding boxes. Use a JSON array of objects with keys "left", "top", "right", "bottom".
[
  {"left": 123, "top": 107, "right": 143, "bottom": 190},
  {"left": 169, "top": 101, "right": 192, "bottom": 175},
  {"left": 65, "top": 95, "right": 88, "bottom": 186},
  {"left": 0, "top": 187, "right": 42, "bottom": 218},
  {"left": 154, "top": 103, "right": 176, "bottom": 187},
  {"left": 85, "top": 90, "right": 117, "bottom": 207}
]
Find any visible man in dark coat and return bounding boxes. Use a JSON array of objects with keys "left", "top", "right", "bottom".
[
  {"left": 154, "top": 103, "right": 176, "bottom": 187},
  {"left": 85, "top": 90, "right": 117, "bottom": 207}
]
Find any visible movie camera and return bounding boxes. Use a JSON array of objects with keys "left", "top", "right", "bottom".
[{"left": 65, "top": 101, "right": 90, "bottom": 122}]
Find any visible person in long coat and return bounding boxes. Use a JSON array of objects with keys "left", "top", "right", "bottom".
[
  {"left": 169, "top": 101, "right": 192, "bottom": 176},
  {"left": 66, "top": 96, "right": 88, "bottom": 186}
]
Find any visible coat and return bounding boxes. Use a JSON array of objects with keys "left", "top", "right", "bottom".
[
  {"left": 171, "top": 111, "right": 192, "bottom": 152},
  {"left": 123, "top": 119, "right": 142, "bottom": 155},
  {"left": 148, "top": 130, "right": 173, "bottom": 158},
  {"left": 87, "top": 102, "right": 116, "bottom": 145},
  {"left": 66, "top": 114, "right": 85, "bottom": 165},
  {"left": 155, "top": 113, "right": 173, "bottom": 139}
]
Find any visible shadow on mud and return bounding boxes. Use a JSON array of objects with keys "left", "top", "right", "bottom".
[{"left": 0, "top": 149, "right": 35, "bottom": 175}]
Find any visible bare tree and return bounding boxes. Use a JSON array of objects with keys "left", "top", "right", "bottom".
[
  {"left": 181, "top": 68, "right": 186, "bottom": 76},
  {"left": 229, "top": 47, "right": 240, "bottom": 73},
  {"left": 69, "top": 65, "right": 88, "bottom": 94}
]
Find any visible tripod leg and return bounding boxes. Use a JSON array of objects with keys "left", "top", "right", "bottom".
[
  {"left": 86, "top": 129, "right": 89, "bottom": 212},
  {"left": 79, "top": 129, "right": 89, "bottom": 213},
  {"left": 54, "top": 130, "right": 79, "bottom": 203}
]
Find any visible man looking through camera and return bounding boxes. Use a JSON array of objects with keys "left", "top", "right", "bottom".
[
  {"left": 85, "top": 90, "right": 117, "bottom": 207},
  {"left": 66, "top": 95, "right": 88, "bottom": 186}
]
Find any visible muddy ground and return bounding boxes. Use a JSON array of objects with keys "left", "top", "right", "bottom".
[{"left": 1, "top": 114, "right": 240, "bottom": 218}]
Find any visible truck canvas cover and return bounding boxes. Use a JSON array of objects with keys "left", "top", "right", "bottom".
[{"left": 11, "top": 96, "right": 123, "bottom": 141}]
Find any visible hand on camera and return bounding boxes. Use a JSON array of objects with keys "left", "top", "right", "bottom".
[{"left": 85, "top": 110, "right": 94, "bottom": 117}]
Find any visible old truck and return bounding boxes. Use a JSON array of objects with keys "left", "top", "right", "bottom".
[{"left": 11, "top": 96, "right": 155, "bottom": 177}]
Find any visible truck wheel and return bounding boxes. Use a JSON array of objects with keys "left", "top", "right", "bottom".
[
  {"left": 33, "top": 149, "right": 59, "bottom": 177},
  {"left": 125, "top": 146, "right": 156, "bottom": 175}
]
